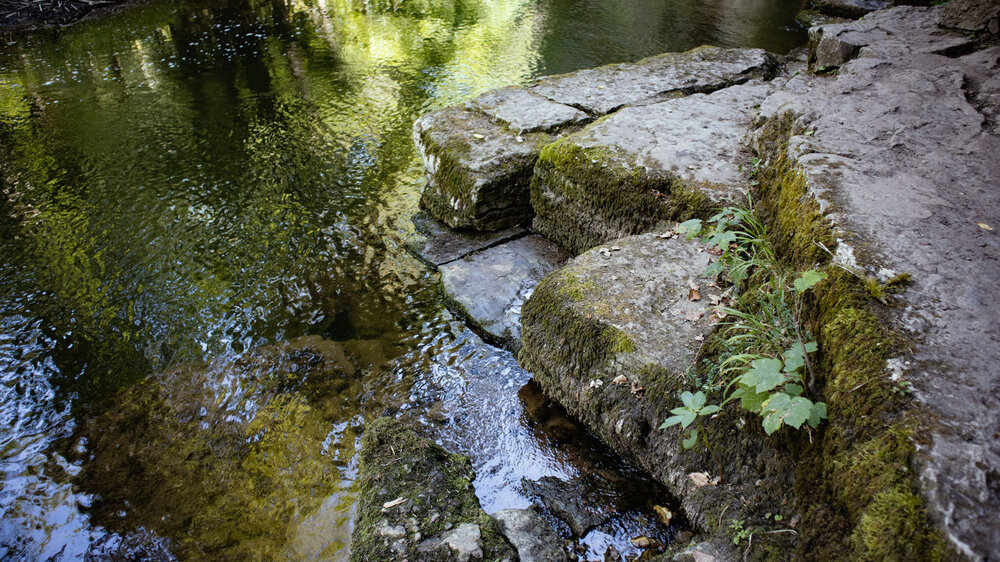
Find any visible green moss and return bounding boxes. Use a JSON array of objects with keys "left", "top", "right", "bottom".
[
  {"left": 531, "top": 134, "right": 718, "bottom": 255},
  {"left": 752, "top": 111, "right": 947, "bottom": 560}
]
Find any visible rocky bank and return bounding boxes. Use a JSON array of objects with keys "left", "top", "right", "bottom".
[{"left": 385, "top": 0, "right": 1000, "bottom": 559}]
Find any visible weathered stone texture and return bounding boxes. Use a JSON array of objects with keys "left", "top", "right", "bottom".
[
  {"left": 758, "top": 7, "right": 1000, "bottom": 556},
  {"left": 530, "top": 82, "right": 770, "bottom": 255},
  {"left": 492, "top": 508, "right": 569, "bottom": 561}
]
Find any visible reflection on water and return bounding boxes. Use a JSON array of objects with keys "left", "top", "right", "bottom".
[{"left": 0, "top": 0, "right": 804, "bottom": 558}]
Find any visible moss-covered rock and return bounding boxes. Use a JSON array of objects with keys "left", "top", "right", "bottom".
[
  {"left": 530, "top": 82, "right": 771, "bottom": 255},
  {"left": 350, "top": 417, "right": 515, "bottom": 561}
]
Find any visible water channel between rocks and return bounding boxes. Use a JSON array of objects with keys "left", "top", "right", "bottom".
[{"left": 0, "top": 0, "right": 805, "bottom": 558}]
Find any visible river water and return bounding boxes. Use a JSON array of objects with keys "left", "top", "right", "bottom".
[{"left": 0, "top": 0, "right": 804, "bottom": 558}]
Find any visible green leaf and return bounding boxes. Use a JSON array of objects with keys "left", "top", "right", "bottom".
[
  {"left": 690, "top": 391, "right": 707, "bottom": 410},
  {"left": 659, "top": 415, "right": 684, "bottom": 429},
  {"left": 807, "top": 402, "right": 828, "bottom": 428},
  {"left": 784, "top": 383, "right": 804, "bottom": 397},
  {"left": 762, "top": 393, "right": 814, "bottom": 430},
  {"left": 677, "top": 219, "right": 702, "bottom": 239},
  {"left": 740, "top": 358, "right": 785, "bottom": 394},
  {"left": 703, "top": 261, "right": 725, "bottom": 278},
  {"left": 668, "top": 407, "right": 697, "bottom": 428},
  {"left": 680, "top": 391, "right": 695, "bottom": 408},
  {"left": 706, "top": 229, "right": 737, "bottom": 250},
  {"left": 682, "top": 428, "right": 698, "bottom": 449},
  {"left": 739, "top": 387, "right": 770, "bottom": 413},
  {"left": 794, "top": 270, "right": 827, "bottom": 293},
  {"left": 782, "top": 341, "right": 817, "bottom": 373},
  {"left": 700, "top": 404, "right": 720, "bottom": 416},
  {"left": 762, "top": 411, "right": 783, "bottom": 435}
]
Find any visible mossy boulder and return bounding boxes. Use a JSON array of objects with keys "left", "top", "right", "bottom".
[
  {"left": 351, "top": 417, "right": 515, "bottom": 561},
  {"left": 517, "top": 234, "right": 791, "bottom": 536},
  {"left": 530, "top": 82, "right": 772, "bottom": 255}
]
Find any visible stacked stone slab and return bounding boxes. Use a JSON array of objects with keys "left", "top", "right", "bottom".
[
  {"left": 530, "top": 81, "right": 774, "bottom": 255},
  {"left": 414, "top": 46, "right": 778, "bottom": 233}
]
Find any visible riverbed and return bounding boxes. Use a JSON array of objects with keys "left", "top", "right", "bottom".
[{"left": 0, "top": 0, "right": 804, "bottom": 558}]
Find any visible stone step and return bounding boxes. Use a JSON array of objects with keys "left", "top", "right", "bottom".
[
  {"left": 530, "top": 81, "right": 773, "bottom": 255},
  {"left": 414, "top": 46, "right": 778, "bottom": 233}
]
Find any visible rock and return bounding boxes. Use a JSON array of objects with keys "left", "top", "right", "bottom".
[
  {"left": 810, "top": 0, "right": 890, "bottom": 19},
  {"left": 439, "top": 234, "right": 569, "bottom": 351},
  {"left": 603, "top": 544, "right": 621, "bottom": 562},
  {"left": 350, "top": 418, "right": 515, "bottom": 561},
  {"left": 522, "top": 477, "right": 609, "bottom": 537},
  {"left": 528, "top": 46, "right": 778, "bottom": 116},
  {"left": 469, "top": 86, "right": 591, "bottom": 134},
  {"left": 406, "top": 210, "right": 528, "bottom": 267},
  {"left": 757, "top": 12, "right": 1000, "bottom": 556},
  {"left": 807, "top": 6, "right": 976, "bottom": 70},
  {"left": 492, "top": 508, "right": 569, "bottom": 561},
  {"left": 414, "top": 107, "right": 550, "bottom": 231},
  {"left": 414, "top": 46, "right": 777, "bottom": 232},
  {"left": 440, "top": 523, "right": 484, "bottom": 561},
  {"left": 671, "top": 540, "right": 738, "bottom": 562},
  {"left": 530, "top": 82, "right": 771, "bottom": 254},
  {"left": 938, "top": 0, "right": 1000, "bottom": 35}
]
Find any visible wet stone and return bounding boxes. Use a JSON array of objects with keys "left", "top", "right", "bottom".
[
  {"left": 439, "top": 234, "right": 570, "bottom": 352},
  {"left": 528, "top": 46, "right": 778, "bottom": 116},
  {"left": 531, "top": 82, "right": 771, "bottom": 254},
  {"left": 810, "top": 0, "right": 890, "bottom": 19},
  {"left": 522, "top": 477, "right": 609, "bottom": 537},
  {"left": 468, "top": 86, "right": 591, "bottom": 134},
  {"left": 492, "top": 508, "right": 569, "bottom": 562},
  {"left": 414, "top": 107, "right": 550, "bottom": 231},
  {"left": 350, "top": 418, "right": 515, "bottom": 561},
  {"left": 406, "top": 210, "right": 528, "bottom": 267}
]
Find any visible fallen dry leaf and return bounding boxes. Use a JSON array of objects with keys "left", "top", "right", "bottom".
[
  {"left": 382, "top": 497, "right": 406, "bottom": 510},
  {"left": 630, "top": 536, "right": 664, "bottom": 549},
  {"left": 688, "top": 288, "right": 701, "bottom": 301},
  {"left": 694, "top": 334, "right": 705, "bottom": 342},
  {"left": 471, "top": 133, "right": 485, "bottom": 140},
  {"left": 709, "top": 294, "right": 722, "bottom": 305},
  {"left": 612, "top": 374, "right": 628, "bottom": 385},
  {"left": 685, "top": 309, "right": 704, "bottom": 322},
  {"left": 689, "top": 472, "right": 720, "bottom": 487},
  {"left": 654, "top": 505, "right": 673, "bottom": 526},
  {"left": 979, "top": 222, "right": 994, "bottom": 231},
  {"left": 631, "top": 383, "right": 644, "bottom": 398},
  {"left": 656, "top": 230, "right": 677, "bottom": 239}
]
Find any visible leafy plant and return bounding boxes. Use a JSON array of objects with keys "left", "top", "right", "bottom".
[
  {"left": 730, "top": 519, "right": 752, "bottom": 545},
  {"left": 663, "top": 201, "right": 828, "bottom": 454}
]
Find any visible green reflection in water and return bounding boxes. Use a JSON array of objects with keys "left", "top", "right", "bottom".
[{"left": 0, "top": 0, "right": 805, "bottom": 557}]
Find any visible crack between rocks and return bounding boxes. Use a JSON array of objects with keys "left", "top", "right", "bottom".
[{"left": 435, "top": 228, "right": 531, "bottom": 267}]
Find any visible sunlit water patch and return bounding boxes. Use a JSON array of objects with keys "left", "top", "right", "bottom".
[{"left": 0, "top": 0, "right": 804, "bottom": 557}]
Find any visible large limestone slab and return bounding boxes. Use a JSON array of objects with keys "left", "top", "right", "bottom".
[
  {"left": 808, "top": 6, "right": 977, "bottom": 70},
  {"left": 414, "top": 107, "right": 551, "bottom": 231},
  {"left": 439, "top": 234, "right": 569, "bottom": 351},
  {"left": 531, "top": 82, "right": 771, "bottom": 255},
  {"left": 757, "top": 16, "right": 1000, "bottom": 557},
  {"left": 528, "top": 46, "right": 778, "bottom": 115},
  {"left": 406, "top": 210, "right": 528, "bottom": 267},
  {"left": 811, "top": 0, "right": 890, "bottom": 19},
  {"left": 468, "top": 86, "right": 591, "bottom": 134},
  {"left": 350, "top": 417, "right": 515, "bottom": 561}
]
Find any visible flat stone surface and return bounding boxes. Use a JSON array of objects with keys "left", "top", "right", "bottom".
[
  {"left": 529, "top": 46, "right": 777, "bottom": 115},
  {"left": 938, "top": 0, "right": 1000, "bottom": 33},
  {"left": 439, "top": 234, "right": 569, "bottom": 351},
  {"left": 468, "top": 86, "right": 591, "bottom": 134},
  {"left": 522, "top": 476, "right": 610, "bottom": 536},
  {"left": 808, "top": 6, "right": 976, "bottom": 70},
  {"left": 406, "top": 211, "right": 527, "bottom": 267},
  {"left": 531, "top": 81, "right": 771, "bottom": 254},
  {"left": 414, "top": 107, "right": 550, "bottom": 231},
  {"left": 758, "top": 11, "right": 1000, "bottom": 556},
  {"left": 492, "top": 508, "right": 569, "bottom": 561}
]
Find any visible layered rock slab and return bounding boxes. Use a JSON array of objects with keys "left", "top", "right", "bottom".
[
  {"left": 350, "top": 417, "right": 515, "bottom": 561},
  {"left": 492, "top": 508, "right": 569, "bottom": 562},
  {"left": 439, "top": 234, "right": 569, "bottom": 351},
  {"left": 415, "top": 46, "right": 778, "bottom": 232},
  {"left": 530, "top": 82, "right": 772, "bottom": 255},
  {"left": 518, "top": 234, "right": 743, "bottom": 530},
  {"left": 757, "top": 8, "right": 1000, "bottom": 557}
]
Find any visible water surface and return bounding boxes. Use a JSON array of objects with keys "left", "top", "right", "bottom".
[{"left": 0, "top": 0, "right": 805, "bottom": 558}]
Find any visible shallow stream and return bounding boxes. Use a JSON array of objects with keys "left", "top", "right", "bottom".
[{"left": 0, "top": 0, "right": 804, "bottom": 558}]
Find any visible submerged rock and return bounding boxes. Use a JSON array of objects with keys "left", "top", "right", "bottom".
[
  {"left": 531, "top": 82, "right": 771, "bottom": 254},
  {"left": 522, "top": 476, "right": 610, "bottom": 537},
  {"left": 351, "top": 417, "right": 515, "bottom": 561},
  {"left": 414, "top": 46, "right": 778, "bottom": 233},
  {"left": 492, "top": 508, "right": 569, "bottom": 562},
  {"left": 439, "top": 234, "right": 569, "bottom": 351}
]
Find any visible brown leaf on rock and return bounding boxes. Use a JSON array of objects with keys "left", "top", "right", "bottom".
[
  {"left": 688, "top": 288, "right": 701, "bottom": 301},
  {"left": 612, "top": 374, "right": 628, "bottom": 385},
  {"left": 631, "top": 383, "right": 644, "bottom": 398},
  {"left": 685, "top": 309, "right": 704, "bottom": 322},
  {"left": 630, "top": 536, "right": 664, "bottom": 549},
  {"left": 689, "top": 472, "right": 720, "bottom": 487},
  {"left": 654, "top": 505, "right": 673, "bottom": 526}
]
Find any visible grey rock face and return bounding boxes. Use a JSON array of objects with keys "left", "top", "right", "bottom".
[
  {"left": 414, "top": 107, "right": 550, "bottom": 231},
  {"left": 469, "top": 86, "right": 591, "bottom": 134},
  {"left": 492, "top": 508, "right": 569, "bottom": 561},
  {"left": 808, "top": 6, "right": 976, "bottom": 70},
  {"left": 528, "top": 46, "right": 778, "bottom": 115},
  {"left": 938, "top": 0, "right": 1000, "bottom": 34},
  {"left": 758, "top": 10, "right": 1000, "bottom": 556},
  {"left": 522, "top": 476, "right": 610, "bottom": 537},
  {"left": 440, "top": 523, "right": 484, "bottom": 561},
  {"left": 406, "top": 210, "right": 528, "bottom": 267},
  {"left": 439, "top": 234, "right": 569, "bottom": 351},
  {"left": 531, "top": 82, "right": 770, "bottom": 254}
]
